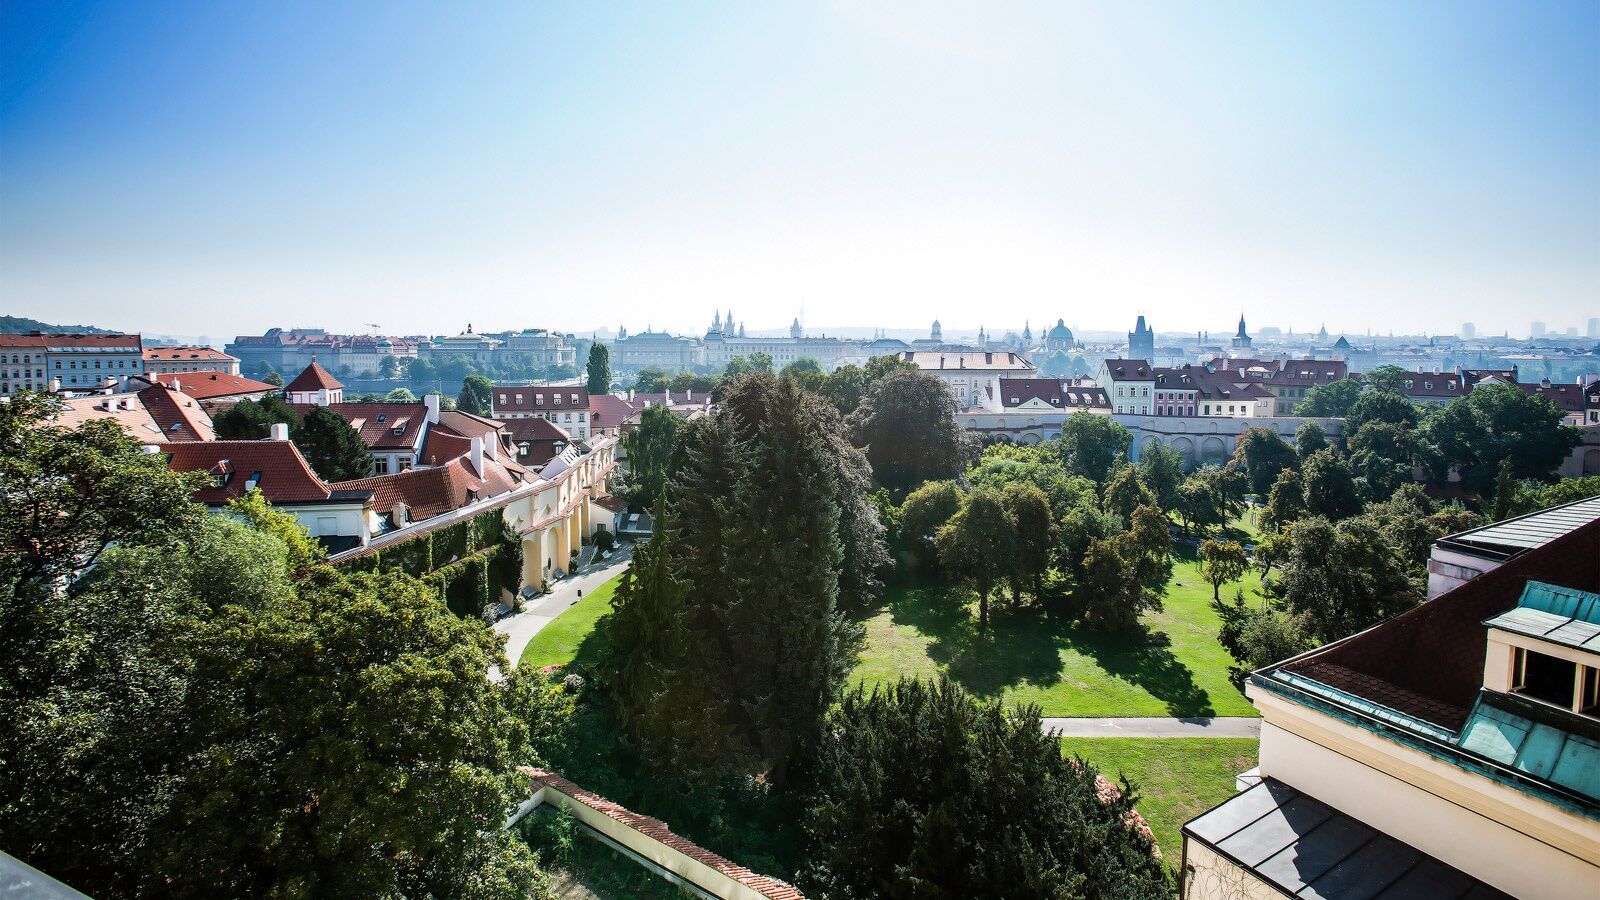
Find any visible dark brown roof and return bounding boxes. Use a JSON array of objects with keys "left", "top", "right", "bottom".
[
  {"left": 520, "top": 768, "right": 804, "bottom": 900},
  {"left": 153, "top": 371, "right": 278, "bottom": 401},
  {"left": 999, "top": 378, "right": 1109, "bottom": 409},
  {"left": 1275, "top": 516, "right": 1600, "bottom": 731},
  {"left": 1399, "top": 374, "right": 1466, "bottom": 399},
  {"left": 284, "top": 361, "right": 343, "bottom": 392},
  {"left": 1518, "top": 381, "right": 1585, "bottom": 413},
  {"left": 490, "top": 384, "right": 589, "bottom": 414},
  {"left": 503, "top": 416, "right": 570, "bottom": 443},
  {"left": 289, "top": 402, "right": 428, "bottom": 450},
  {"left": 161, "top": 440, "right": 342, "bottom": 505},
  {"left": 1102, "top": 358, "right": 1152, "bottom": 378}
]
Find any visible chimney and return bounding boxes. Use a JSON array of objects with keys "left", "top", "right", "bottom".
[
  {"left": 665, "top": 389, "right": 673, "bottom": 404},
  {"left": 172, "top": 378, "right": 181, "bottom": 393},
  {"left": 470, "top": 435, "right": 485, "bottom": 474},
  {"left": 423, "top": 391, "right": 440, "bottom": 424},
  {"left": 270, "top": 422, "right": 289, "bottom": 441},
  {"left": 392, "top": 501, "right": 410, "bottom": 527},
  {"left": 49, "top": 377, "right": 60, "bottom": 392},
  {"left": 628, "top": 388, "right": 635, "bottom": 402},
  {"left": 686, "top": 389, "right": 692, "bottom": 401}
]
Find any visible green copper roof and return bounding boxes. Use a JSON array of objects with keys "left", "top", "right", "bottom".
[
  {"left": 1457, "top": 693, "right": 1600, "bottom": 803},
  {"left": 1483, "top": 581, "right": 1600, "bottom": 653}
]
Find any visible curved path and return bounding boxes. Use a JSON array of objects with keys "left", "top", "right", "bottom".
[
  {"left": 1042, "top": 716, "right": 1260, "bottom": 738},
  {"left": 489, "top": 545, "right": 632, "bottom": 681}
]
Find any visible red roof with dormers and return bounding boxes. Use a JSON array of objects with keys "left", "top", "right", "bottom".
[
  {"left": 288, "top": 402, "right": 428, "bottom": 451},
  {"left": 152, "top": 371, "right": 278, "bottom": 401},
  {"left": 284, "top": 361, "right": 343, "bottom": 392},
  {"left": 159, "top": 439, "right": 346, "bottom": 505},
  {"left": 999, "top": 378, "right": 1110, "bottom": 409}
]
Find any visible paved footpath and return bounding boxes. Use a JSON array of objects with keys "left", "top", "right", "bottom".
[
  {"left": 490, "top": 545, "right": 632, "bottom": 681},
  {"left": 1042, "top": 717, "right": 1261, "bottom": 738}
]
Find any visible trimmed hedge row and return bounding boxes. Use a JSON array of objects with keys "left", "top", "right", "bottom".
[{"left": 340, "top": 509, "right": 523, "bottom": 618}]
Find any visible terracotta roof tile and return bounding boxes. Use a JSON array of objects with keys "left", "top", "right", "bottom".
[
  {"left": 289, "top": 402, "right": 427, "bottom": 450},
  {"left": 284, "top": 361, "right": 343, "bottom": 392},
  {"left": 160, "top": 440, "right": 339, "bottom": 505},
  {"left": 153, "top": 371, "right": 278, "bottom": 401},
  {"left": 142, "top": 345, "right": 235, "bottom": 362},
  {"left": 133, "top": 385, "right": 215, "bottom": 441}
]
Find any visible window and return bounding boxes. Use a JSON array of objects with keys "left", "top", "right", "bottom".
[
  {"left": 1513, "top": 647, "right": 1578, "bottom": 709},
  {"left": 374, "top": 458, "right": 389, "bottom": 475}
]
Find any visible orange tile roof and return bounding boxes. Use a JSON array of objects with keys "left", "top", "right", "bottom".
[
  {"left": 160, "top": 440, "right": 339, "bottom": 505},
  {"left": 153, "top": 371, "right": 278, "bottom": 401},
  {"left": 333, "top": 451, "right": 531, "bottom": 521},
  {"left": 520, "top": 768, "right": 804, "bottom": 900},
  {"left": 289, "top": 402, "right": 428, "bottom": 450},
  {"left": 284, "top": 361, "right": 343, "bottom": 392}
]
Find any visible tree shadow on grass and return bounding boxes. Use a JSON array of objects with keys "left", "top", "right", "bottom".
[
  {"left": 881, "top": 580, "right": 1216, "bottom": 717},
  {"left": 1065, "top": 626, "right": 1216, "bottom": 717}
]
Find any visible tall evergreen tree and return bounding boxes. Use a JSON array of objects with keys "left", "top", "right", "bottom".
[
  {"left": 585, "top": 342, "right": 611, "bottom": 394},
  {"left": 802, "top": 678, "right": 1168, "bottom": 900},
  {"left": 293, "top": 406, "right": 373, "bottom": 481}
]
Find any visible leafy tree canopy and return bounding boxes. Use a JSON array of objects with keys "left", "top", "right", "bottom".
[{"left": 294, "top": 405, "right": 374, "bottom": 482}]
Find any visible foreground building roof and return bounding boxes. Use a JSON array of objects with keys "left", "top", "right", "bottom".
[
  {"left": 148, "top": 371, "right": 278, "bottom": 402},
  {"left": 159, "top": 439, "right": 362, "bottom": 505}
]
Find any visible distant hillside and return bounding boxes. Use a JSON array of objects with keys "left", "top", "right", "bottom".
[{"left": 0, "top": 315, "right": 116, "bottom": 335}]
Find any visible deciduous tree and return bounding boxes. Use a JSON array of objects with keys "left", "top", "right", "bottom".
[
  {"left": 1056, "top": 412, "right": 1132, "bottom": 485},
  {"left": 848, "top": 368, "right": 976, "bottom": 491},
  {"left": 1230, "top": 426, "right": 1298, "bottom": 496},
  {"left": 936, "top": 487, "right": 1016, "bottom": 630},
  {"left": 1301, "top": 448, "right": 1362, "bottom": 521},
  {"left": 457, "top": 373, "right": 494, "bottom": 416},
  {"left": 1199, "top": 538, "right": 1248, "bottom": 601}
]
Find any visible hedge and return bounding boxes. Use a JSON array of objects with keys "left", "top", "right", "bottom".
[{"left": 341, "top": 508, "right": 521, "bottom": 618}]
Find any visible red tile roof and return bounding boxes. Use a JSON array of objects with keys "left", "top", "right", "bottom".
[
  {"left": 284, "top": 361, "right": 343, "bottom": 392},
  {"left": 0, "top": 334, "right": 48, "bottom": 348},
  {"left": 333, "top": 451, "right": 529, "bottom": 522},
  {"left": 160, "top": 440, "right": 341, "bottom": 505},
  {"left": 135, "top": 384, "right": 215, "bottom": 441},
  {"left": 289, "top": 402, "right": 427, "bottom": 450},
  {"left": 520, "top": 768, "right": 805, "bottom": 900},
  {"left": 420, "top": 427, "right": 473, "bottom": 466},
  {"left": 588, "top": 393, "right": 644, "bottom": 429},
  {"left": 40, "top": 333, "right": 141, "bottom": 349},
  {"left": 593, "top": 494, "right": 629, "bottom": 513},
  {"left": 142, "top": 345, "right": 235, "bottom": 362},
  {"left": 152, "top": 371, "right": 278, "bottom": 401}
]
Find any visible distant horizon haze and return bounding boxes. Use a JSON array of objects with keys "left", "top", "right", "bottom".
[{"left": 3, "top": 2, "right": 1595, "bottom": 340}]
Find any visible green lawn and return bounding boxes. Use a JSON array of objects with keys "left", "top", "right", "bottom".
[
  {"left": 851, "top": 546, "right": 1261, "bottom": 717},
  {"left": 1058, "top": 737, "right": 1258, "bottom": 860},
  {"left": 519, "top": 574, "right": 624, "bottom": 670}
]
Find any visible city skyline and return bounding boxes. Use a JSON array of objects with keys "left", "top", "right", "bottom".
[{"left": 3, "top": 2, "right": 1597, "bottom": 338}]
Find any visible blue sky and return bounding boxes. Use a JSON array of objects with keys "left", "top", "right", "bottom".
[{"left": 2, "top": 1, "right": 1596, "bottom": 339}]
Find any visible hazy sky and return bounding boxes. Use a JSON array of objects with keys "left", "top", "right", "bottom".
[{"left": 3, "top": 1, "right": 1597, "bottom": 339}]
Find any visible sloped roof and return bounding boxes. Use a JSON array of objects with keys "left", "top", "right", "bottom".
[
  {"left": 143, "top": 345, "right": 235, "bottom": 362},
  {"left": 1185, "top": 779, "right": 1512, "bottom": 899},
  {"left": 333, "top": 451, "right": 530, "bottom": 522},
  {"left": 1265, "top": 511, "right": 1600, "bottom": 734},
  {"left": 153, "top": 371, "right": 278, "bottom": 401},
  {"left": 137, "top": 385, "right": 216, "bottom": 440},
  {"left": 489, "top": 384, "right": 589, "bottom": 414},
  {"left": 1518, "top": 381, "right": 1585, "bottom": 413},
  {"left": 289, "top": 402, "right": 427, "bottom": 450},
  {"left": 160, "top": 440, "right": 346, "bottom": 505},
  {"left": 284, "top": 361, "right": 343, "bottom": 392},
  {"left": 1101, "top": 358, "right": 1152, "bottom": 379},
  {"left": 588, "top": 393, "right": 644, "bottom": 428}
]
